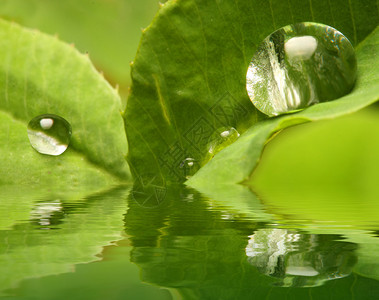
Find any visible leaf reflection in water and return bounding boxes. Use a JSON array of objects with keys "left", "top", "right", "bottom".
[{"left": 125, "top": 184, "right": 374, "bottom": 299}]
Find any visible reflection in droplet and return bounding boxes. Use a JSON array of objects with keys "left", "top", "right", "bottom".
[
  {"left": 245, "top": 228, "right": 357, "bottom": 287},
  {"left": 39, "top": 118, "right": 54, "bottom": 130},
  {"left": 27, "top": 114, "right": 72, "bottom": 156},
  {"left": 284, "top": 36, "right": 318, "bottom": 60},
  {"left": 246, "top": 22, "right": 357, "bottom": 117},
  {"left": 207, "top": 127, "right": 240, "bottom": 159}
]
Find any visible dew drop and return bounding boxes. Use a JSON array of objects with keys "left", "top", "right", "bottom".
[
  {"left": 27, "top": 114, "right": 72, "bottom": 156},
  {"left": 179, "top": 157, "right": 197, "bottom": 179},
  {"left": 246, "top": 22, "right": 357, "bottom": 117},
  {"left": 180, "top": 158, "right": 195, "bottom": 168},
  {"left": 208, "top": 127, "right": 240, "bottom": 156}
]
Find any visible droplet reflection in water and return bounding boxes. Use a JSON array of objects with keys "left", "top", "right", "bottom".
[
  {"left": 246, "top": 22, "right": 357, "bottom": 116},
  {"left": 27, "top": 114, "right": 72, "bottom": 156},
  {"left": 245, "top": 228, "right": 357, "bottom": 287}
]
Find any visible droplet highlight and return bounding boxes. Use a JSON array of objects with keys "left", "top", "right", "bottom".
[
  {"left": 27, "top": 114, "right": 72, "bottom": 156},
  {"left": 246, "top": 22, "right": 357, "bottom": 117},
  {"left": 207, "top": 127, "right": 240, "bottom": 158},
  {"left": 179, "top": 157, "right": 197, "bottom": 179}
]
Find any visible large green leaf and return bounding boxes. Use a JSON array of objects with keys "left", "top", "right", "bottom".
[
  {"left": 124, "top": 0, "right": 379, "bottom": 184},
  {"left": 0, "top": 18, "right": 130, "bottom": 185},
  {"left": 188, "top": 25, "right": 379, "bottom": 187}
]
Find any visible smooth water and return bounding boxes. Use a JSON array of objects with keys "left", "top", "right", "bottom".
[
  {"left": 1, "top": 184, "right": 379, "bottom": 299},
  {"left": 246, "top": 22, "right": 357, "bottom": 116},
  {"left": 27, "top": 114, "right": 71, "bottom": 156}
]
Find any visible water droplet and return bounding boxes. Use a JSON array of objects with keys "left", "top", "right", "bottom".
[
  {"left": 27, "top": 114, "right": 72, "bottom": 156},
  {"left": 207, "top": 127, "right": 240, "bottom": 157},
  {"left": 179, "top": 157, "right": 197, "bottom": 179},
  {"left": 246, "top": 22, "right": 357, "bottom": 117}
]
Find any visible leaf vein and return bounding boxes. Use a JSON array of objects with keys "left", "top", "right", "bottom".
[{"left": 348, "top": 0, "right": 357, "bottom": 45}]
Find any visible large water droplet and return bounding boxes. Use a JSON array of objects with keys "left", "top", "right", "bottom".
[
  {"left": 27, "top": 114, "right": 72, "bottom": 156},
  {"left": 207, "top": 127, "right": 240, "bottom": 157},
  {"left": 246, "top": 22, "right": 357, "bottom": 117}
]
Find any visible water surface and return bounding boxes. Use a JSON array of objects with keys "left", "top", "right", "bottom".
[{"left": 1, "top": 184, "right": 379, "bottom": 299}]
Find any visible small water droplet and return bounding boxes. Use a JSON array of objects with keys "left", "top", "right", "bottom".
[
  {"left": 207, "top": 127, "right": 240, "bottom": 157},
  {"left": 27, "top": 114, "right": 72, "bottom": 156},
  {"left": 246, "top": 22, "right": 357, "bottom": 117},
  {"left": 179, "top": 158, "right": 197, "bottom": 179}
]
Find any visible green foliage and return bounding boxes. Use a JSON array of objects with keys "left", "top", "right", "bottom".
[
  {"left": 188, "top": 25, "right": 379, "bottom": 187},
  {"left": 124, "top": 0, "right": 379, "bottom": 184},
  {"left": 0, "top": 19, "right": 130, "bottom": 186},
  {"left": 1, "top": 1, "right": 379, "bottom": 296},
  {"left": 0, "top": 0, "right": 159, "bottom": 98}
]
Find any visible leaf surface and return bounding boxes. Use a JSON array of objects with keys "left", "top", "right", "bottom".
[
  {"left": 124, "top": 0, "right": 379, "bottom": 184},
  {"left": 188, "top": 25, "right": 379, "bottom": 187},
  {"left": 0, "top": 0, "right": 159, "bottom": 99},
  {"left": 0, "top": 19, "right": 130, "bottom": 186}
]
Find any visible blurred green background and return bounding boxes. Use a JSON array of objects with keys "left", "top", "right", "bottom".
[
  {"left": 0, "top": 0, "right": 160, "bottom": 103},
  {"left": 250, "top": 104, "right": 379, "bottom": 226}
]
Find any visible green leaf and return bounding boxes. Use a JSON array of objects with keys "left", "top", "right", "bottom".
[
  {"left": 0, "top": 0, "right": 159, "bottom": 100},
  {"left": 124, "top": 0, "right": 379, "bottom": 184},
  {"left": 0, "top": 18, "right": 130, "bottom": 185},
  {"left": 188, "top": 24, "right": 379, "bottom": 187}
]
